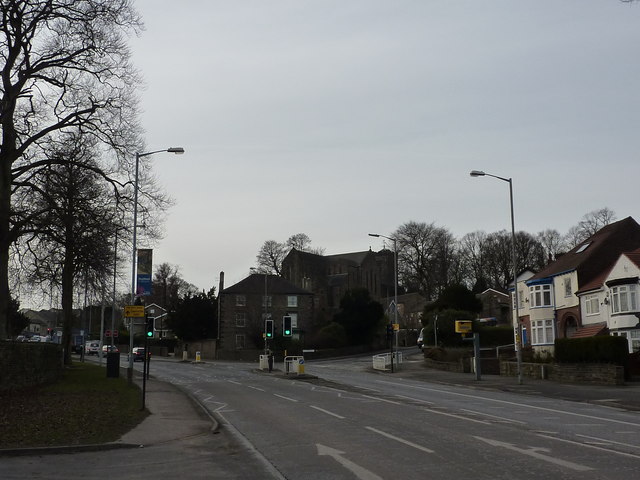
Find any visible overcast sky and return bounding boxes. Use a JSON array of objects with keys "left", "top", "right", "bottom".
[{"left": 128, "top": 0, "right": 640, "bottom": 293}]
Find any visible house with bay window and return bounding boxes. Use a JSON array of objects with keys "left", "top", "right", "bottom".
[
  {"left": 514, "top": 217, "right": 640, "bottom": 355},
  {"left": 576, "top": 248, "right": 640, "bottom": 353}
]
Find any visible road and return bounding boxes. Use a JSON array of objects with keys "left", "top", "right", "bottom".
[
  {"left": 150, "top": 353, "right": 640, "bottom": 479},
  {"left": 3, "top": 353, "right": 640, "bottom": 479}
]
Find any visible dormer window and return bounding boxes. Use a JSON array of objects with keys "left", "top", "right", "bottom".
[{"left": 575, "top": 242, "right": 591, "bottom": 253}]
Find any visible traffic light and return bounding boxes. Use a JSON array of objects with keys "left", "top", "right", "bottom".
[
  {"left": 145, "top": 316, "right": 154, "bottom": 338},
  {"left": 283, "top": 316, "right": 292, "bottom": 337},
  {"left": 265, "top": 319, "right": 274, "bottom": 338}
]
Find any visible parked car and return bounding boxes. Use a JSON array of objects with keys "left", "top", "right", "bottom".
[
  {"left": 129, "top": 347, "right": 148, "bottom": 362},
  {"left": 85, "top": 341, "right": 100, "bottom": 355},
  {"left": 102, "top": 344, "right": 119, "bottom": 354}
]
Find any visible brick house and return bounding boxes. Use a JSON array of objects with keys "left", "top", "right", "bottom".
[
  {"left": 218, "top": 273, "right": 314, "bottom": 357},
  {"left": 513, "top": 217, "right": 640, "bottom": 355}
]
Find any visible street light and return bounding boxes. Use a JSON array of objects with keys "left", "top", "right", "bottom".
[
  {"left": 129, "top": 147, "right": 184, "bottom": 382},
  {"left": 469, "top": 169, "right": 523, "bottom": 385},
  {"left": 369, "top": 233, "right": 398, "bottom": 373}
]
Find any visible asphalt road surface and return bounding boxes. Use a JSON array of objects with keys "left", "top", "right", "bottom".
[{"left": 2, "top": 353, "right": 639, "bottom": 479}]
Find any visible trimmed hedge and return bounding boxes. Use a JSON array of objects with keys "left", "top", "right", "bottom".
[{"left": 555, "top": 336, "right": 628, "bottom": 365}]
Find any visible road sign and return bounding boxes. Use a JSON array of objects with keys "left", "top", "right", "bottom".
[
  {"left": 455, "top": 320, "right": 472, "bottom": 334},
  {"left": 113, "top": 330, "right": 118, "bottom": 337},
  {"left": 125, "top": 305, "right": 145, "bottom": 318},
  {"left": 392, "top": 323, "right": 400, "bottom": 331},
  {"left": 105, "top": 330, "right": 111, "bottom": 337}
]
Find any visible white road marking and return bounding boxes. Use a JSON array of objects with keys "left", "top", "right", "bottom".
[
  {"left": 576, "top": 433, "right": 640, "bottom": 450},
  {"left": 394, "top": 394, "right": 434, "bottom": 406},
  {"left": 274, "top": 393, "right": 298, "bottom": 402},
  {"left": 424, "top": 407, "right": 490, "bottom": 425},
  {"left": 317, "top": 444, "right": 383, "bottom": 480},
  {"left": 366, "top": 427, "right": 435, "bottom": 453},
  {"left": 377, "top": 380, "right": 640, "bottom": 427},
  {"left": 536, "top": 433, "right": 640, "bottom": 459},
  {"left": 227, "top": 380, "right": 242, "bottom": 385},
  {"left": 475, "top": 436, "right": 593, "bottom": 471},
  {"left": 310, "top": 405, "right": 345, "bottom": 419},
  {"left": 361, "top": 395, "right": 401, "bottom": 405},
  {"left": 247, "top": 386, "right": 265, "bottom": 392},
  {"left": 461, "top": 408, "right": 527, "bottom": 424}
]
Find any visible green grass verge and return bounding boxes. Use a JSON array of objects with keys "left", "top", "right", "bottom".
[{"left": 0, "top": 362, "right": 149, "bottom": 449}]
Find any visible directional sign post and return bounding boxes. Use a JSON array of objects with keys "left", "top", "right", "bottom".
[{"left": 124, "top": 305, "right": 145, "bottom": 318}]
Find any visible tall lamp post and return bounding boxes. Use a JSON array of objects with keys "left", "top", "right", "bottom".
[
  {"left": 469, "top": 170, "right": 523, "bottom": 385},
  {"left": 128, "top": 147, "right": 184, "bottom": 382},
  {"left": 369, "top": 233, "right": 398, "bottom": 373}
]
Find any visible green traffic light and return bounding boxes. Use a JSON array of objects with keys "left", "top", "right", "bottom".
[
  {"left": 146, "top": 331, "right": 153, "bottom": 337},
  {"left": 284, "top": 329, "right": 291, "bottom": 335}
]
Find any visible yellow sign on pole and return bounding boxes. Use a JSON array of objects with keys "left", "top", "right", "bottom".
[
  {"left": 392, "top": 323, "right": 400, "bottom": 331},
  {"left": 124, "top": 305, "right": 145, "bottom": 318},
  {"left": 455, "top": 320, "right": 472, "bottom": 334}
]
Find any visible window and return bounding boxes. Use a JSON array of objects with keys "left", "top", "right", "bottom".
[
  {"left": 575, "top": 242, "right": 591, "bottom": 253},
  {"left": 564, "top": 278, "right": 572, "bottom": 298},
  {"left": 530, "top": 284, "right": 552, "bottom": 307},
  {"left": 235, "top": 334, "right": 245, "bottom": 349},
  {"left": 532, "top": 319, "right": 554, "bottom": 345},
  {"left": 287, "top": 295, "right": 298, "bottom": 308},
  {"left": 288, "top": 313, "right": 298, "bottom": 328},
  {"left": 584, "top": 294, "right": 600, "bottom": 316},
  {"left": 235, "top": 295, "right": 246, "bottom": 307},
  {"left": 630, "top": 330, "right": 640, "bottom": 353},
  {"left": 611, "top": 285, "right": 638, "bottom": 314},
  {"left": 235, "top": 312, "right": 246, "bottom": 327},
  {"left": 262, "top": 295, "right": 272, "bottom": 307}
]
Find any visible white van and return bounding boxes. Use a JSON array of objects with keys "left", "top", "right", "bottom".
[
  {"left": 417, "top": 328, "right": 425, "bottom": 350},
  {"left": 85, "top": 341, "right": 100, "bottom": 355}
]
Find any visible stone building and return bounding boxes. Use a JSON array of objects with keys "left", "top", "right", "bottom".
[
  {"left": 281, "top": 247, "right": 395, "bottom": 325},
  {"left": 218, "top": 273, "right": 314, "bottom": 358}
]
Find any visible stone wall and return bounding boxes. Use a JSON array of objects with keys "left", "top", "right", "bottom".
[
  {"left": 0, "top": 342, "right": 64, "bottom": 392},
  {"left": 501, "top": 361, "right": 625, "bottom": 385}
]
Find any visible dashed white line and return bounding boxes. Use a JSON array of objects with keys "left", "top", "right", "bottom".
[
  {"left": 274, "top": 393, "right": 298, "bottom": 402},
  {"left": 310, "top": 405, "right": 345, "bottom": 419},
  {"left": 366, "top": 427, "right": 435, "bottom": 453}
]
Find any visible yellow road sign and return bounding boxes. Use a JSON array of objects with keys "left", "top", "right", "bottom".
[
  {"left": 124, "top": 305, "right": 145, "bottom": 318},
  {"left": 455, "top": 320, "right": 472, "bottom": 334}
]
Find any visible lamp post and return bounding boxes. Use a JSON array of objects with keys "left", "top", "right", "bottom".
[
  {"left": 469, "top": 170, "right": 523, "bottom": 385},
  {"left": 369, "top": 233, "right": 398, "bottom": 373},
  {"left": 128, "top": 147, "right": 184, "bottom": 382}
]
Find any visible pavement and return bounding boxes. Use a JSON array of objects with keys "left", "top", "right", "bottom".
[{"left": 2, "top": 353, "right": 640, "bottom": 457}]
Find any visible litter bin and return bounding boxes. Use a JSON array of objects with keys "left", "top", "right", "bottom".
[{"left": 106, "top": 352, "right": 120, "bottom": 378}]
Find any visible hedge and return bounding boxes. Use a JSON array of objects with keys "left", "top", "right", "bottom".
[{"left": 555, "top": 336, "right": 628, "bottom": 365}]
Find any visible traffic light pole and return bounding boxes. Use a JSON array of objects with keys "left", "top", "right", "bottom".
[{"left": 141, "top": 332, "right": 148, "bottom": 410}]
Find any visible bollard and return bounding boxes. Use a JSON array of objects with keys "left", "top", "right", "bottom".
[{"left": 195, "top": 351, "right": 201, "bottom": 362}]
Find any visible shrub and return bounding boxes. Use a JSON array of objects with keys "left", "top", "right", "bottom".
[
  {"left": 555, "top": 336, "right": 628, "bottom": 365},
  {"left": 313, "top": 322, "right": 348, "bottom": 349}
]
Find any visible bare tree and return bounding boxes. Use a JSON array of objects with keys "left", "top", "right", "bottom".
[
  {"left": 563, "top": 208, "right": 617, "bottom": 249},
  {"left": 18, "top": 135, "right": 120, "bottom": 363},
  {"left": 0, "top": 0, "right": 143, "bottom": 337},
  {"left": 256, "top": 233, "right": 324, "bottom": 274},
  {"left": 148, "top": 262, "right": 198, "bottom": 312},
  {"left": 578, "top": 208, "right": 617, "bottom": 238},
  {"left": 256, "top": 240, "right": 288, "bottom": 275},
  {"left": 457, "top": 231, "right": 489, "bottom": 292},
  {"left": 536, "top": 229, "right": 566, "bottom": 262},
  {"left": 393, "top": 221, "right": 456, "bottom": 300}
]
